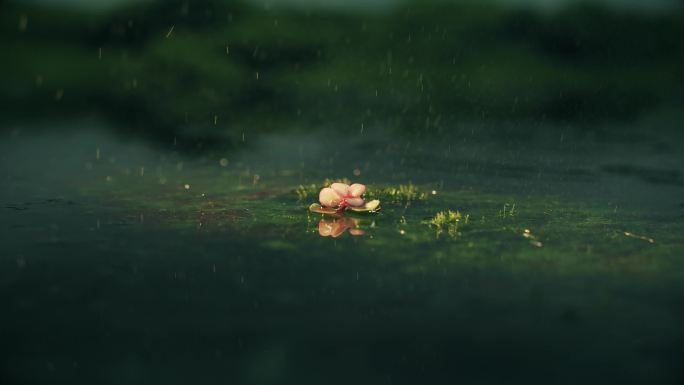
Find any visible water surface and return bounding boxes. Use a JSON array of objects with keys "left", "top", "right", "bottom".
[{"left": 2, "top": 117, "right": 683, "bottom": 384}]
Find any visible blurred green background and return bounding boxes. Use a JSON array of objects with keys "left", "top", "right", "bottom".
[{"left": 2, "top": 0, "right": 683, "bottom": 146}]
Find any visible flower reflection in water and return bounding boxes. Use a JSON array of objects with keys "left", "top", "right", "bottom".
[{"left": 318, "top": 217, "right": 365, "bottom": 238}]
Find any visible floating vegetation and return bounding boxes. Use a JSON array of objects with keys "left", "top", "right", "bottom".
[
  {"left": 295, "top": 184, "right": 318, "bottom": 201},
  {"left": 296, "top": 180, "right": 424, "bottom": 206},
  {"left": 499, "top": 203, "right": 517, "bottom": 218},
  {"left": 308, "top": 200, "right": 380, "bottom": 215},
  {"left": 318, "top": 182, "right": 368, "bottom": 210},
  {"left": 308, "top": 181, "right": 380, "bottom": 215},
  {"left": 429, "top": 210, "right": 469, "bottom": 238},
  {"left": 367, "top": 183, "right": 427, "bottom": 205}
]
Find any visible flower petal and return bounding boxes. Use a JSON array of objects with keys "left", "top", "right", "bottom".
[
  {"left": 330, "top": 182, "right": 350, "bottom": 197},
  {"left": 319, "top": 187, "right": 341, "bottom": 207},
  {"left": 348, "top": 183, "right": 366, "bottom": 198},
  {"left": 345, "top": 197, "right": 365, "bottom": 207}
]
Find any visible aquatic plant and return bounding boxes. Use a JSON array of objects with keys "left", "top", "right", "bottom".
[
  {"left": 367, "top": 183, "right": 426, "bottom": 205},
  {"left": 429, "top": 210, "right": 469, "bottom": 238},
  {"left": 309, "top": 182, "right": 380, "bottom": 214},
  {"left": 297, "top": 180, "right": 426, "bottom": 208},
  {"left": 499, "top": 203, "right": 517, "bottom": 218},
  {"left": 320, "top": 183, "right": 366, "bottom": 209},
  {"left": 295, "top": 184, "right": 318, "bottom": 201}
]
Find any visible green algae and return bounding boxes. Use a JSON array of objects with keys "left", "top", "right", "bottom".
[{"left": 71, "top": 158, "right": 683, "bottom": 280}]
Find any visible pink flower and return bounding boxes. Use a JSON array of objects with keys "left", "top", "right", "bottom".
[
  {"left": 309, "top": 182, "right": 379, "bottom": 214},
  {"left": 319, "top": 182, "right": 367, "bottom": 210}
]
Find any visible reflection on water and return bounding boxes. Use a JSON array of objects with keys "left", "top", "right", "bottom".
[{"left": 318, "top": 216, "right": 365, "bottom": 238}]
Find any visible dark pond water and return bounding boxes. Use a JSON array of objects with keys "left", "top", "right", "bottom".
[{"left": 2, "top": 114, "right": 684, "bottom": 384}]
